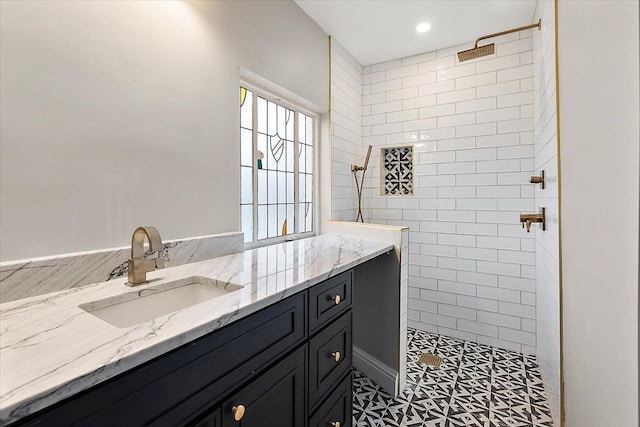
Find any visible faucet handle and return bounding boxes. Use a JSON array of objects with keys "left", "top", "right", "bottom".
[{"left": 155, "top": 253, "right": 165, "bottom": 269}]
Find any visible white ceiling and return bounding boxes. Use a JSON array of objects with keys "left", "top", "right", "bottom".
[{"left": 294, "top": 0, "right": 538, "bottom": 66}]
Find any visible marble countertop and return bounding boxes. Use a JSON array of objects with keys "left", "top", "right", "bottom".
[{"left": 0, "top": 234, "right": 393, "bottom": 424}]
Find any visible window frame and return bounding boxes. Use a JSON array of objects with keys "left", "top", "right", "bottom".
[{"left": 240, "top": 81, "right": 318, "bottom": 249}]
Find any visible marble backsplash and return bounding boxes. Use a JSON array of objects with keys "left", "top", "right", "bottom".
[{"left": 0, "top": 232, "right": 244, "bottom": 303}]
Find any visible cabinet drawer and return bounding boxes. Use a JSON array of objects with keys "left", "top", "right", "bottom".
[
  {"left": 308, "top": 311, "right": 352, "bottom": 411},
  {"left": 309, "top": 270, "right": 352, "bottom": 334},
  {"left": 220, "top": 345, "right": 306, "bottom": 427},
  {"left": 309, "top": 373, "right": 352, "bottom": 427}
]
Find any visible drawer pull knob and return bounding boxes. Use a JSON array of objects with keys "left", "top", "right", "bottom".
[
  {"left": 331, "top": 351, "right": 341, "bottom": 362},
  {"left": 332, "top": 295, "right": 341, "bottom": 304},
  {"left": 330, "top": 422, "right": 341, "bottom": 427},
  {"left": 232, "top": 405, "right": 245, "bottom": 421}
]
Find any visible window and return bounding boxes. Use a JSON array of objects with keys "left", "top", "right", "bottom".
[{"left": 240, "top": 86, "right": 314, "bottom": 245}]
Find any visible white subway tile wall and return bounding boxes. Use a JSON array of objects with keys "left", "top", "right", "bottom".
[
  {"left": 533, "top": 2, "right": 561, "bottom": 426},
  {"left": 331, "top": 39, "right": 364, "bottom": 221},
  {"left": 359, "top": 31, "right": 536, "bottom": 353}
]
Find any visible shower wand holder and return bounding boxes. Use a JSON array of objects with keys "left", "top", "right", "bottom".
[{"left": 352, "top": 145, "right": 373, "bottom": 222}]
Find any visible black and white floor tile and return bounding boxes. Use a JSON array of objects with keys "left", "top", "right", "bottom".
[{"left": 353, "top": 327, "right": 554, "bottom": 427}]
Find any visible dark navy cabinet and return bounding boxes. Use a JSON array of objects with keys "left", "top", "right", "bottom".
[
  {"left": 12, "top": 270, "right": 354, "bottom": 427},
  {"left": 220, "top": 346, "right": 306, "bottom": 427}
]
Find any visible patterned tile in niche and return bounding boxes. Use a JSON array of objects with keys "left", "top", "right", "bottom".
[
  {"left": 382, "top": 146, "right": 413, "bottom": 195},
  {"left": 353, "top": 327, "right": 554, "bottom": 427}
]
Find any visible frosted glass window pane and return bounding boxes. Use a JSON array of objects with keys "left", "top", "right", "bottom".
[
  {"left": 306, "top": 116, "right": 313, "bottom": 146},
  {"left": 286, "top": 110, "right": 293, "bottom": 139},
  {"left": 277, "top": 106, "right": 286, "bottom": 137},
  {"left": 306, "top": 145, "right": 313, "bottom": 173},
  {"left": 241, "top": 128, "right": 253, "bottom": 167},
  {"left": 287, "top": 173, "right": 294, "bottom": 203},
  {"left": 257, "top": 97, "right": 267, "bottom": 134},
  {"left": 241, "top": 204, "right": 253, "bottom": 243},
  {"left": 267, "top": 101, "right": 277, "bottom": 136},
  {"left": 306, "top": 203, "right": 313, "bottom": 232},
  {"left": 266, "top": 137, "right": 275, "bottom": 169},
  {"left": 287, "top": 204, "right": 294, "bottom": 235},
  {"left": 258, "top": 169, "right": 267, "bottom": 205},
  {"left": 306, "top": 174, "right": 313, "bottom": 203},
  {"left": 278, "top": 205, "right": 286, "bottom": 236},
  {"left": 257, "top": 133, "right": 267, "bottom": 169},
  {"left": 299, "top": 144, "right": 306, "bottom": 174},
  {"left": 240, "top": 89, "right": 253, "bottom": 130},
  {"left": 241, "top": 166, "right": 253, "bottom": 204},
  {"left": 286, "top": 139, "right": 294, "bottom": 172},
  {"left": 299, "top": 173, "right": 306, "bottom": 203},
  {"left": 258, "top": 206, "right": 267, "bottom": 240},
  {"left": 268, "top": 205, "right": 277, "bottom": 238},
  {"left": 298, "top": 112, "right": 305, "bottom": 144},
  {"left": 270, "top": 137, "right": 284, "bottom": 170},
  {"left": 268, "top": 170, "right": 277, "bottom": 204},
  {"left": 298, "top": 204, "right": 305, "bottom": 233},
  {"left": 278, "top": 171, "right": 286, "bottom": 204}
]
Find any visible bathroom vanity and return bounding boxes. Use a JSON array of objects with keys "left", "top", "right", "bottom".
[
  {"left": 12, "top": 271, "right": 353, "bottom": 426},
  {"left": 0, "top": 235, "right": 396, "bottom": 426}
]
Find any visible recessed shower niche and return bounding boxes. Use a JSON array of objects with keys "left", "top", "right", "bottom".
[{"left": 381, "top": 146, "right": 414, "bottom": 196}]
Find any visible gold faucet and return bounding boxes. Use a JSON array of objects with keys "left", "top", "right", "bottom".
[
  {"left": 126, "top": 226, "right": 164, "bottom": 286},
  {"left": 520, "top": 208, "right": 546, "bottom": 233}
]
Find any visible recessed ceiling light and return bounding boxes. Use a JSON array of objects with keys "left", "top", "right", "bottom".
[{"left": 416, "top": 22, "right": 431, "bottom": 33}]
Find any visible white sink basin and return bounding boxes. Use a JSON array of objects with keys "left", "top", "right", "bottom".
[{"left": 79, "top": 276, "right": 242, "bottom": 328}]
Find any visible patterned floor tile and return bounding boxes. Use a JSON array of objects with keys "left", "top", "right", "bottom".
[{"left": 353, "top": 327, "right": 554, "bottom": 427}]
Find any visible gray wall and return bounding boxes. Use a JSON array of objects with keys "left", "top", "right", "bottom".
[
  {"left": 0, "top": 0, "right": 328, "bottom": 261},
  {"left": 353, "top": 251, "right": 400, "bottom": 369},
  {"left": 558, "top": 1, "right": 639, "bottom": 425}
]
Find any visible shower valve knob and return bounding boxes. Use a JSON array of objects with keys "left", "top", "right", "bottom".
[{"left": 530, "top": 170, "right": 545, "bottom": 189}]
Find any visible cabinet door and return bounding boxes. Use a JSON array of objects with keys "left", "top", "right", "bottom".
[
  {"left": 309, "top": 373, "right": 352, "bottom": 427},
  {"left": 221, "top": 345, "right": 306, "bottom": 427},
  {"left": 192, "top": 407, "right": 221, "bottom": 427},
  {"left": 309, "top": 311, "right": 352, "bottom": 411}
]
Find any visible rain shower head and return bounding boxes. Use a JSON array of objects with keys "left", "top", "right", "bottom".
[
  {"left": 457, "top": 19, "right": 542, "bottom": 62},
  {"left": 457, "top": 43, "right": 495, "bottom": 62}
]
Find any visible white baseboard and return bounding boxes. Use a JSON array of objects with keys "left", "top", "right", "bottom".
[{"left": 353, "top": 346, "right": 399, "bottom": 397}]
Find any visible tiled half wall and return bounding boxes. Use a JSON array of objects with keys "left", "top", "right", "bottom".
[{"left": 0, "top": 232, "right": 244, "bottom": 303}]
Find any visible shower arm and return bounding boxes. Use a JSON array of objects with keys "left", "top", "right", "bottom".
[{"left": 472, "top": 19, "right": 541, "bottom": 48}]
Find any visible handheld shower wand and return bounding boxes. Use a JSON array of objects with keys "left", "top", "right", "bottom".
[{"left": 351, "top": 145, "right": 372, "bottom": 222}]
